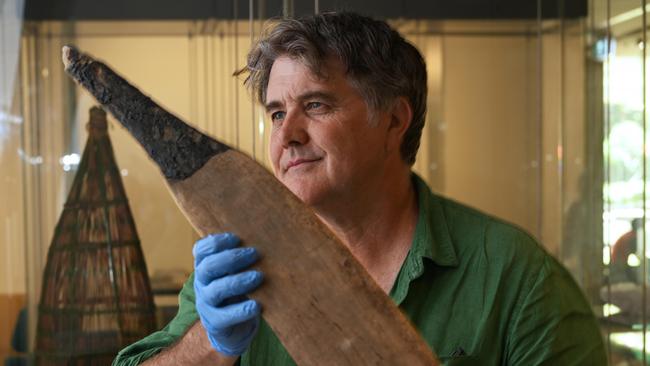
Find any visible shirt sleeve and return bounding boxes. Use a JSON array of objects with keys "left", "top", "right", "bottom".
[
  {"left": 112, "top": 272, "right": 199, "bottom": 366},
  {"left": 506, "top": 258, "right": 607, "bottom": 365}
]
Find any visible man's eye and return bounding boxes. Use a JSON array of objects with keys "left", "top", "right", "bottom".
[
  {"left": 306, "top": 102, "right": 323, "bottom": 110},
  {"left": 271, "top": 111, "right": 286, "bottom": 122}
]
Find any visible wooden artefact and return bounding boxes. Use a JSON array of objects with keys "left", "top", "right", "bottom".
[
  {"left": 35, "top": 107, "right": 157, "bottom": 365},
  {"left": 62, "top": 45, "right": 438, "bottom": 365}
]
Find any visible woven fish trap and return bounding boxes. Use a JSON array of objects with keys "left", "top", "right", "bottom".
[{"left": 35, "top": 107, "right": 157, "bottom": 365}]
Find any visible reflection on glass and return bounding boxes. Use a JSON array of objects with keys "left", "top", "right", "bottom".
[
  {"left": 598, "top": 0, "right": 650, "bottom": 363},
  {"left": 3, "top": 0, "right": 650, "bottom": 362}
]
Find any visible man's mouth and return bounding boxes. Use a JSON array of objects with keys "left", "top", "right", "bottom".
[{"left": 286, "top": 158, "right": 322, "bottom": 171}]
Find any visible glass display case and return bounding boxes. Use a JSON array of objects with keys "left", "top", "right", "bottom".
[{"left": 1, "top": 0, "right": 648, "bottom": 363}]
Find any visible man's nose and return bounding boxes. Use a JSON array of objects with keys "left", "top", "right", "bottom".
[{"left": 279, "top": 111, "right": 309, "bottom": 148}]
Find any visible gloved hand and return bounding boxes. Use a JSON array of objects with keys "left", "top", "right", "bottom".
[{"left": 193, "top": 233, "right": 264, "bottom": 356}]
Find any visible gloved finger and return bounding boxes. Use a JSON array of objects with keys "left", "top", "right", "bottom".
[
  {"left": 200, "top": 270, "right": 264, "bottom": 306},
  {"left": 193, "top": 233, "right": 240, "bottom": 266},
  {"left": 208, "top": 316, "right": 260, "bottom": 357},
  {"left": 203, "top": 299, "right": 261, "bottom": 330},
  {"left": 195, "top": 247, "right": 260, "bottom": 284}
]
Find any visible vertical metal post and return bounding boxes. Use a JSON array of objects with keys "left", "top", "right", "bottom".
[
  {"left": 250, "top": 0, "right": 256, "bottom": 159},
  {"left": 283, "top": 0, "right": 294, "bottom": 18},
  {"left": 642, "top": 0, "right": 648, "bottom": 363},
  {"left": 604, "top": 0, "right": 612, "bottom": 360},
  {"left": 536, "top": 0, "right": 544, "bottom": 241}
]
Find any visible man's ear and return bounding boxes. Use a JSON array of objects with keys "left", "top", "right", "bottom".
[{"left": 386, "top": 96, "right": 413, "bottom": 153}]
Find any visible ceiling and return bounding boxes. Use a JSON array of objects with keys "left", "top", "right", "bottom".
[{"left": 24, "top": 0, "right": 586, "bottom": 21}]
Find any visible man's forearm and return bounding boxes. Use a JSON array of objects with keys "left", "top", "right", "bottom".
[{"left": 142, "top": 321, "right": 238, "bottom": 366}]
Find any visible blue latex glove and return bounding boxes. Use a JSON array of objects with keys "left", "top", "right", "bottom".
[{"left": 193, "top": 233, "right": 264, "bottom": 356}]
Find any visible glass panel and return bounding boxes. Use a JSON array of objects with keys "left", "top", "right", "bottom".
[
  {"left": 0, "top": 0, "right": 27, "bottom": 357},
  {"left": 595, "top": 0, "right": 649, "bottom": 362},
  {"left": 9, "top": 1, "right": 642, "bottom": 362}
]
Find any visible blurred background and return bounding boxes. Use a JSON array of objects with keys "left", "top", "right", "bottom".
[{"left": 0, "top": 0, "right": 647, "bottom": 364}]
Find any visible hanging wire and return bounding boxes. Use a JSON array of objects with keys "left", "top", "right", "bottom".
[
  {"left": 558, "top": 0, "right": 566, "bottom": 265},
  {"left": 213, "top": 23, "right": 217, "bottom": 137},
  {"left": 261, "top": 0, "right": 269, "bottom": 165},
  {"left": 27, "top": 28, "right": 46, "bottom": 354},
  {"left": 33, "top": 30, "right": 45, "bottom": 275},
  {"left": 204, "top": 23, "right": 211, "bottom": 133},
  {"left": 210, "top": 20, "right": 217, "bottom": 139},
  {"left": 20, "top": 33, "right": 42, "bottom": 349},
  {"left": 536, "top": 0, "right": 544, "bottom": 241},
  {"left": 2, "top": 0, "right": 14, "bottom": 292},
  {"left": 250, "top": 0, "right": 256, "bottom": 160},
  {"left": 315, "top": 0, "right": 319, "bottom": 14},
  {"left": 604, "top": 0, "right": 613, "bottom": 360},
  {"left": 0, "top": 5, "right": 6, "bottom": 115},
  {"left": 233, "top": 0, "right": 240, "bottom": 149},
  {"left": 188, "top": 23, "right": 198, "bottom": 127},
  {"left": 219, "top": 23, "right": 227, "bottom": 143},
  {"left": 46, "top": 28, "right": 55, "bottom": 233},
  {"left": 229, "top": 5, "right": 234, "bottom": 145},
  {"left": 642, "top": 0, "right": 647, "bottom": 362},
  {"left": 284, "top": 0, "right": 294, "bottom": 18}
]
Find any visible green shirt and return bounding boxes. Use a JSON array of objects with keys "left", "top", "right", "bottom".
[{"left": 114, "top": 175, "right": 606, "bottom": 365}]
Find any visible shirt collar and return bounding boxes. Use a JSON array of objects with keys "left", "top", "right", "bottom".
[
  {"left": 391, "top": 173, "right": 459, "bottom": 304},
  {"left": 411, "top": 173, "right": 459, "bottom": 267}
]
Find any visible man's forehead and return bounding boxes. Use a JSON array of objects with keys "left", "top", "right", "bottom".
[
  {"left": 269, "top": 56, "right": 337, "bottom": 82},
  {"left": 265, "top": 56, "right": 345, "bottom": 101}
]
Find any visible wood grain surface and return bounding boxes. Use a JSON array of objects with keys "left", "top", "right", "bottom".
[{"left": 169, "top": 151, "right": 438, "bottom": 365}]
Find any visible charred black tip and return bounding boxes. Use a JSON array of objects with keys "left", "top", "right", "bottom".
[{"left": 62, "top": 45, "right": 231, "bottom": 181}]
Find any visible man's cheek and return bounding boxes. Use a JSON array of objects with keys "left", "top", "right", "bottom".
[{"left": 269, "top": 148, "right": 282, "bottom": 174}]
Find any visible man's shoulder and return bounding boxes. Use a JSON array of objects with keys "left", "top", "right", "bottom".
[
  {"left": 413, "top": 188, "right": 604, "bottom": 364},
  {"left": 428, "top": 192, "right": 581, "bottom": 300},
  {"left": 431, "top": 193, "right": 543, "bottom": 261}
]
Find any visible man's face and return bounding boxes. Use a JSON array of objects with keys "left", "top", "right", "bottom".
[{"left": 266, "top": 56, "right": 393, "bottom": 208}]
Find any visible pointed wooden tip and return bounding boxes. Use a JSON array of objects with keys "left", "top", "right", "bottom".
[
  {"left": 62, "top": 45, "right": 77, "bottom": 71},
  {"left": 62, "top": 45, "right": 93, "bottom": 77},
  {"left": 87, "top": 107, "right": 108, "bottom": 136}
]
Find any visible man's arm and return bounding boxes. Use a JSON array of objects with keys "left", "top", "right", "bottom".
[
  {"left": 142, "top": 322, "right": 238, "bottom": 366},
  {"left": 112, "top": 280, "right": 240, "bottom": 366},
  {"left": 113, "top": 234, "right": 263, "bottom": 366},
  {"left": 112, "top": 272, "right": 200, "bottom": 366}
]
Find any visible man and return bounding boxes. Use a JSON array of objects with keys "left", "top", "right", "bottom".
[
  {"left": 114, "top": 12, "right": 606, "bottom": 365},
  {"left": 610, "top": 218, "right": 641, "bottom": 283}
]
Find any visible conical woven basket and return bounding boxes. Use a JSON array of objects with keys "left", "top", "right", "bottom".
[{"left": 35, "top": 107, "right": 157, "bottom": 365}]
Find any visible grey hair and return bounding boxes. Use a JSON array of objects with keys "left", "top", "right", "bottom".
[{"left": 235, "top": 12, "right": 427, "bottom": 166}]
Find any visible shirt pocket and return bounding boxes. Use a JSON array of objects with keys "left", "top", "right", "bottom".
[{"left": 439, "top": 354, "right": 479, "bottom": 365}]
